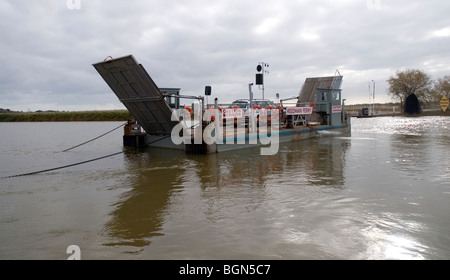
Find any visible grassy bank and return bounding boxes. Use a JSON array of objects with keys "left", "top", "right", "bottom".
[
  {"left": 376, "top": 110, "right": 450, "bottom": 117},
  {"left": 0, "top": 110, "right": 134, "bottom": 122},
  {"left": 1, "top": 107, "right": 448, "bottom": 122},
  {"left": 346, "top": 104, "right": 450, "bottom": 117},
  {"left": 345, "top": 104, "right": 402, "bottom": 114}
]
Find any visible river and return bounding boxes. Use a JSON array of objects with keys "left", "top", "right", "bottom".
[{"left": 0, "top": 117, "right": 449, "bottom": 260}]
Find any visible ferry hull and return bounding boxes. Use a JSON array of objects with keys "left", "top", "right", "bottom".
[{"left": 136, "top": 122, "right": 351, "bottom": 154}]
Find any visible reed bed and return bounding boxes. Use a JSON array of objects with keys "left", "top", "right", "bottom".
[{"left": 0, "top": 110, "right": 133, "bottom": 122}]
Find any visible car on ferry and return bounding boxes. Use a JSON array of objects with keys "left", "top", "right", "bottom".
[
  {"left": 226, "top": 99, "right": 281, "bottom": 126},
  {"left": 230, "top": 99, "right": 277, "bottom": 111}
]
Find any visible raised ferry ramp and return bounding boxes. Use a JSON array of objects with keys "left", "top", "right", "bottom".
[{"left": 93, "top": 55, "right": 177, "bottom": 136}]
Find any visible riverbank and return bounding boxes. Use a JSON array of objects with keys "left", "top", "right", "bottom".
[
  {"left": 347, "top": 110, "right": 450, "bottom": 118},
  {"left": 346, "top": 104, "right": 450, "bottom": 117},
  {"left": 374, "top": 110, "right": 450, "bottom": 117},
  {"left": 0, "top": 110, "right": 133, "bottom": 122},
  {"left": 1, "top": 108, "right": 448, "bottom": 122}
]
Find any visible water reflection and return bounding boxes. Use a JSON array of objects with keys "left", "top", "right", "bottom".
[
  {"left": 389, "top": 124, "right": 450, "bottom": 187},
  {"left": 390, "top": 134, "right": 430, "bottom": 173},
  {"left": 361, "top": 211, "right": 429, "bottom": 260},
  {"left": 102, "top": 135, "right": 350, "bottom": 256},
  {"left": 1, "top": 120, "right": 449, "bottom": 259},
  {"left": 102, "top": 149, "right": 187, "bottom": 251},
  {"left": 350, "top": 117, "right": 450, "bottom": 259}
]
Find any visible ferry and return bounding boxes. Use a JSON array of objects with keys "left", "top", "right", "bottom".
[{"left": 93, "top": 55, "right": 351, "bottom": 154}]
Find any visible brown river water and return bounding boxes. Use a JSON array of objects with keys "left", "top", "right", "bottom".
[{"left": 0, "top": 116, "right": 449, "bottom": 259}]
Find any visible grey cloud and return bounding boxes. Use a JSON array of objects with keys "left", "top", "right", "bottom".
[{"left": 1, "top": 0, "right": 450, "bottom": 111}]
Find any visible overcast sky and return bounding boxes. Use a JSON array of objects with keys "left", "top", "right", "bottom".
[{"left": 1, "top": 0, "right": 450, "bottom": 111}]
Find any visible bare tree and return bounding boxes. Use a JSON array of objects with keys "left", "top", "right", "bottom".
[
  {"left": 387, "top": 69, "right": 433, "bottom": 107},
  {"left": 433, "top": 76, "right": 450, "bottom": 98}
]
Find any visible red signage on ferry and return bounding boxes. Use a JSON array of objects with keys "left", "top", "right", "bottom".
[{"left": 286, "top": 107, "right": 313, "bottom": 115}]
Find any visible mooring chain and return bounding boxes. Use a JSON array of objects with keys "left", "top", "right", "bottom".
[
  {"left": 62, "top": 122, "right": 127, "bottom": 152},
  {"left": 1, "top": 151, "right": 126, "bottom": 179},
  {"left": 2, "top": 122, "right": 127, "bottom": 179},
  {"left": 1, "top": 133, "right": 172, "bottom": 179}
]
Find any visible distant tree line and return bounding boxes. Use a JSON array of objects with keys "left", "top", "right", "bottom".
[
  {"left": 387, "top": 69, "right": 450, "bottom": 108},
  {"left": 0, "top": 110, "right": 133, "bottom": 122},
  {"left": 0, "top": 108, "right": 13, "bottom": 113}
]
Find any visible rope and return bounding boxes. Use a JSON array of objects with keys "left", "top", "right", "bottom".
[
  {"left": 1, "top": 116, "right": 197, "bottom": 179},
  {"left": 2, "top": 151, "right": 125, "bottom": 179},
  {"left": 62, "top": 122, "right": 127, "bottom": 152},
  {"left": 1, "top": 135, "right": 172, "bottom": 179}
]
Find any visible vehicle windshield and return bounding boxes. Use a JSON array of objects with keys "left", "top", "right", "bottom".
[
  {"left": 230, "top": 99, "right": 276, "bottom": 109},
  {"left": 230, "top": 101, "right": 248, "bottom": 109},
  {"left": 255, "top": 100, "right": 276, "bottom": 108}
]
